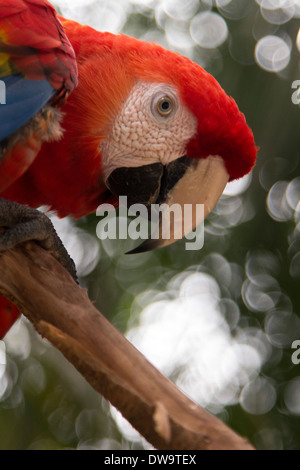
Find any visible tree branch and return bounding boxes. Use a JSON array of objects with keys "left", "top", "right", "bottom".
[{"left": 0, "top": 242, "right": 254, "bottom": 450}]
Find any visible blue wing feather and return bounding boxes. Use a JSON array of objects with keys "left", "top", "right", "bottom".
[{"left": 0, "top": 75, "right": 55, "bottom": 141}]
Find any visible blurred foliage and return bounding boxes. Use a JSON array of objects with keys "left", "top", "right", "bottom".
[{"left": 1, "top": 0, "right": 300, "bottom": 450}]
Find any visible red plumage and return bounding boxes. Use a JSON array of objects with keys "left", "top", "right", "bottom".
[
  {"left": 0, "top": 0, "right": 77, "bottom": 93},
  {"left": 3, "top": 18, "right": 256, "bottom": 217},
  {"left": 0, "top": 5, "right": 257, "bottom": 338}
]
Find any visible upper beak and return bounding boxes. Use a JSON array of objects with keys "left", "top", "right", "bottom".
[{"left": 106, "top": 155, "right": 229, "bottom": 253}]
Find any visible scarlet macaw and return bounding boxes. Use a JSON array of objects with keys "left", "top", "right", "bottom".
[{"left": 0, "top": 0, "right": 257, "bottom": 338}]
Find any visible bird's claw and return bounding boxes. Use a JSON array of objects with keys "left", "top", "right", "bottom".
[{"left": 0, "top": 198, "right": 78, "bottom": 283}]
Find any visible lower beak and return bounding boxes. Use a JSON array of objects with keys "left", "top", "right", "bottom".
[{"left": 106, "top": 155, "right": 229, "bottom": 253}]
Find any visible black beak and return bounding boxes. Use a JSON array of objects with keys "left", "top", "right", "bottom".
[
  {"left": 106, "top": 155, "right": 229, "bottom": 253},
  {"left": 106, "top": 156, "right": 193, "bottom": 208}
]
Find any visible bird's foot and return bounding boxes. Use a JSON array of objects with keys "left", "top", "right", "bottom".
[{"left": 0, "top": 198, "right": 78, "bottom": 282}]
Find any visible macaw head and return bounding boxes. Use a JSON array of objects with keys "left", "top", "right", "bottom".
[{"left": 62, "top": 21, "right": 257, "bottom": 251}]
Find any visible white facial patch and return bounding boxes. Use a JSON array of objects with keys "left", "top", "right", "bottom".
[{"left": 100, "top": 81, "right": 197, "bottom": 181}]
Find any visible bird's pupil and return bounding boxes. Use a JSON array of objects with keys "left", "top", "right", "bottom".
[{"left": 155, "top": 96, "right": 173, "bottom": 116}]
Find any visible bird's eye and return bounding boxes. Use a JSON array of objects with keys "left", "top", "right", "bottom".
[
  {"left": 157, "top": 96, "right": 174, "bottom": 116},
  {"left": 151, "top": 91, "right": 177, "bottom": 120}
]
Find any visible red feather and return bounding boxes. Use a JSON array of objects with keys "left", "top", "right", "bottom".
[
  {"left": 0, "top": 0, "right": 78, "bottom": 93},
  {"left": 0, "top": 14, "right": 257, "bottom": 338},
  {"left": 0, "top": 1, "right": 78, "bottom": 337},
  {"left": 0, "top": 296, "right": 20, "bottom": 339},
  {"left": 3, "top": 18, "right": 257, "bottom": 217}
]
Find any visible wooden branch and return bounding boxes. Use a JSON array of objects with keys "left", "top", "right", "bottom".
[{"left": 0, "top": 242, "right": 254, "bottom": 450}]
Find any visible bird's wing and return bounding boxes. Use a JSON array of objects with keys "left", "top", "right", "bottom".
[{"left": 0, "top": 0, "right": 78, "bottom": 141}]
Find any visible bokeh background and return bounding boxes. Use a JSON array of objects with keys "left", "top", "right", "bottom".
[{"left": 1, "top": 0, "right": 300, "bottom": 450}]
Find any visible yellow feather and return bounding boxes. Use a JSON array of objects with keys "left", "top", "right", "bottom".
[{"left": 0, "top": 53, "right": 11, "bottom": 77}]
